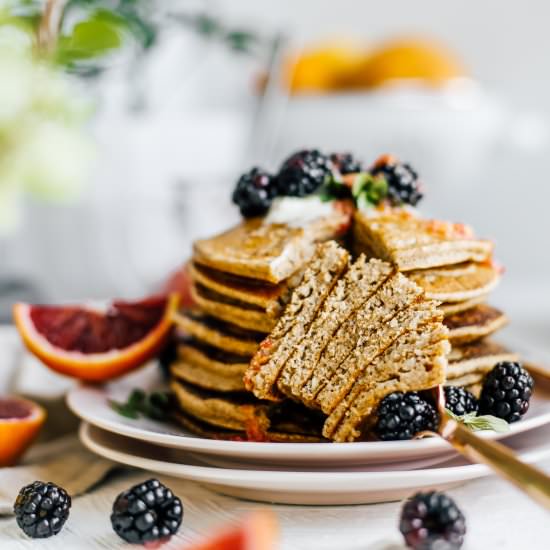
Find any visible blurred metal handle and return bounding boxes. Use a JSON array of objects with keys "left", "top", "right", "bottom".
[{"left": 440, "top": 416, "right": 550, "bottom": 510}]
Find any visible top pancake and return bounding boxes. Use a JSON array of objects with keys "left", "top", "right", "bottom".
[
  {"left": 353, "top": 209, "right": 494, "bottom": 271},
  {"left": 193, "top": 207, "right": 350, "bottom": 284},
  {"left": 408, "top": 262, "right": 500, "bottom": 302}
]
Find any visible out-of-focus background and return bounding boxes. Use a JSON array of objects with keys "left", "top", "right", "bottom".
[{"left": 1, "top": 0, "right": 549, "bottom": 322}]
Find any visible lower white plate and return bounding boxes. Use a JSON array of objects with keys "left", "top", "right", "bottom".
[
  {"left": 80, "top": 421, "right": 550, "bottom": 505},
  {"left": 67, "top": 363, "right": 550, "bottom": 468}
]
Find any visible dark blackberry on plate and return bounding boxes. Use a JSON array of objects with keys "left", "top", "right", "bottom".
[
  {"left": 371, "top": 154, "right": 423, "bottom": 206},
  {"left": 400, "top": 491, "right": 466, "bottom": 549},
  {"left": 14, "top": 481, "right": 71, "bottom": 539},
  {"left": 374, "top": 391, "right": 439, "bottom": 441},
  {"left": 479, "top": 361, "right": 534, "bottom": 423},
  {"left": 444, "top": 386, "right": 479, "bottom": 416},
  {"left": 329, "top": 152, "right": 363, "bottom": 174},
  {"left": 111, "top": 478, "right": 183, "bottom": 544},
  {"left": 232, "top": 167, "right": 277, "bottom": 218},
  {"left": 276, "top": 149, "right": 334, "bottom": 196}
]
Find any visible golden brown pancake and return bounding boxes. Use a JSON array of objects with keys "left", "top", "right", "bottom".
[
  {"left": 190, "top": 283, "right": 277, "bottom": 333},
  {"left": 447, "top": 339, "right": 519, "bottom": 380},
  {"left": 171, "top": 342, "right": 249, "bottom": 392},
  {"left": 353, "top": 208, "right": 493, "bottom": 271},
  {"left": 194, "top": 209, "right": 350, "bottom": 284},
  {"left": 173, "top": 310, "right": 262, "bottom": 356},
  {"left": 408, "top": 262, "right": 500, "bottom": 302},
  {"left": 188, "top": 262, "right": 298, "bottom": 318},
  {"left": 440, "top": 296, "right": 487, "bottom": 317},
  {"left": 444, "top": 305, "right": 508, "bottom": 345}
]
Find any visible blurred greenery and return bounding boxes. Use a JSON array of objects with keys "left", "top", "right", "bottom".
[{"left": 2, "top": 0, "right": 260, "bottom": 76}]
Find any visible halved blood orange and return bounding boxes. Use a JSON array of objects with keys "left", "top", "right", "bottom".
[
  {"left": 184, "top": 511, "right": 278, "bottom": 550},
  {"left": 0, "top": 396, "right": 46, "bottom": 466},
  {"left": 13, "top": 294, "right": 179, "bottom": 382}
]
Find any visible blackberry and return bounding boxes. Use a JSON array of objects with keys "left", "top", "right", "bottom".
[
  {"left": 111, "top": 478, "right": 183, "bottom": 544},
  {"left": 444, "top": 386, "right": 479, "bottom": 417},
  {"left": 479, "top": 362, "right": 534, "bottom": 423},
  {"left": 371, "top": 155, "right": 423, "bottom": 206},
  {"left": 400, "top": 491, "right": 466, "bottom": 550},
  {"left": 14, "top": 481, "right": 71, "bottom": 539},
  {"left": 329, "top": 152, "right": 363, "bottom": 174},
  {"left": 374, "top": 392, "right": 439, "bottom": 441},
  {"left": 232, "top": 167, "right": 276, "bottom": 218},
  {"left": 276, "top": 149, "right": 334, "bottom": 196}
]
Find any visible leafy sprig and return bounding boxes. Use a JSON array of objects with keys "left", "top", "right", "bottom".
[
  {"left": 445, "top": 409, "right": 510, "bottom": 433},
  {"left": 321, "top": 172, "right": 388, "bottom": 208},
  {"left": 110, "top": 389, "right": 172, "bottom": 421}
]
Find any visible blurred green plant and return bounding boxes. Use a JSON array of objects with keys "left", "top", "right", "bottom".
[{"left": 2, "top": 0, "right": 260, "bottom": 76}]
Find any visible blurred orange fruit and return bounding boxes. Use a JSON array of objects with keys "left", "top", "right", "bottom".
[
  {"left": 0, "top": 397, "right": 46, "bottom": 466},
  {"left": 13, "top": 294, "right": 178, "bottom": 382},
  {"left": 347, "top": 37, "right": 466, "bottom": 89},
  {"left": 284, "top": 42, "right": 364, "bottom": 94}
]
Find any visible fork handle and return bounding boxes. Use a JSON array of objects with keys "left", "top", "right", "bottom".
[{"left": 440, "top": 417, "right": 550, "bottom": 510}]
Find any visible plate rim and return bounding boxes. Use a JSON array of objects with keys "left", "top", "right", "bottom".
[
  {"left": 79, "top": 422, "right": 550, "bottom": 491},
  {"left": 67, "top": 381, "right": 550, "bottom": 462}
]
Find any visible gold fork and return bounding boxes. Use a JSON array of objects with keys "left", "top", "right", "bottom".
[{"left": 430, "top": 385, "right": 550, "bottom": 509}]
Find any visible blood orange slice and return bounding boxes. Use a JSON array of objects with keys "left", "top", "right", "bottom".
[
  {"left": 183, "top": 511, "right": 278, "bottom": 550},
  {"left": 13, "top": 294, "right": 178, "bottom": 382},
  {"left": 0, "top": 396, "right": 46, "bottom": 466}
]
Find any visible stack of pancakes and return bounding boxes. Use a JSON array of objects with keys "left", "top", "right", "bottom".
[
  {"left": 352, "top": 208, "right": 517, "bottom": 396},
  {"left": 170, "top": 210, "right": 351, "bottom": 441}
]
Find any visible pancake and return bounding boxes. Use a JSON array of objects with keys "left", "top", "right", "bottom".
[
  {"left": 193, "top": 208, "right": 350, "bottom": 284},
  {"left": 170, "top": 380, "right": 326, "bottom": 441},
  {"left": 190, "top": 283, "right": 277, "bottom": 333},
  {"left": 188, "top": 262, "right": 300, "bottom": 318},
  {"left": 171, "top": 343, "right": 249, "bottom": 392},
  {"left": 444, "top": 305, "right": 508, "bottom": 345},
  {"left": 408, "top": 262, "right": 500, "bottom": 302},
  {"left": 173, "top": 310, "right": 262, "bottom": 356},
  {"left": 440, "top": 296, "right": 487, "bottom": 317},
  {"left": 446, "top": 340, "right": 520, "bottom": 380},
  {"left": 353, "top": 208, "right": 493, "bottom": 271}
]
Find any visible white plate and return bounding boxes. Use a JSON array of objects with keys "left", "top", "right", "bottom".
[
  {"left": 80, "top": 422, "right": 550, "bottom": 505},
  {"left": 67, "top": 364, "right": 550, "bottom": 467}
]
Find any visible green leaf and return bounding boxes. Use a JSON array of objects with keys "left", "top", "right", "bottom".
[
  {"left": 55, "top": 10, "right": 125, "bottom": 64},
  {"left": 445, "top": 409, "right": 510, "bottom": 433},
  {"left": 109, "top": 399, "right": 139, "bottom": 419}
]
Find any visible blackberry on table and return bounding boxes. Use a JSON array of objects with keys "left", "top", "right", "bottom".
[
  {"left": 232, "top": 167, "right": 277, "bottom": 218},
  {"left": 400, "top": 491, "right": 466, "bottom": 550},
  {"left": 329, "top": 152, "right": 363, "bottom": 174},
  {"left": 479, "top": 362, "right": 534, "bottom": 423},
  {"left": 374, "top": 392, "right": 439, "bottom": 441},
  {"left": 111, "top": 478, "right": 183, "bottom": 544},
  {"left": 276, "top": 149, "right": 334, "bottom": 196},
  {"left": 371, "top": 155, "right": 423, "bottom": 206},
  {"left": 14, "top": 481, "right": 71, "bottom": 539},
  {"left": 444, "top": 386, "right": 479, "bottom": 417}
]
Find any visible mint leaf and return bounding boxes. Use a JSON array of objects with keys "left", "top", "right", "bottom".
[
  {"left": 445, "top": 409, "right": 510, "bottom": 433},
  {"left": 110, "top": 389, "right": 172, "bottom": 421}
]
